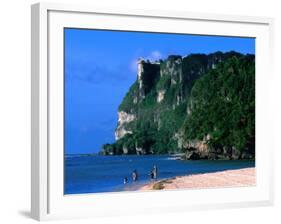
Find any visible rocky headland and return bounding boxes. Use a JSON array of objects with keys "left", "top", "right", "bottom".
[{"left": 102, "top": 51, "right": 255, "bottom": 160}]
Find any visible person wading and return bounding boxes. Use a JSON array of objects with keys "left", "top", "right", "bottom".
[
  {"left": 123, "top": 177, "right": 128, "bottom": 184},
  {"left": 152, "top": 165, "right": 158, "bottom": 180},
  {"left": 132, "top": 169, "right": 138, "bottom": 182}
]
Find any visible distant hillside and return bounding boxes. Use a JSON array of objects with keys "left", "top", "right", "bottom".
[{"left": 102, "top": 51, "right": 255, "bottom": 160}]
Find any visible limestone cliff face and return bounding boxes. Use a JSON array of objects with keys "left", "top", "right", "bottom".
[
  {"left": 137, "top": 59, "right": 160, "bottom": 101},
  {"left": 115, "top": 59, "right": 160, "bottom": 141},
  {"left": 114, "top": 52, "right": 232, "bottom": 153},
  {"left": 157, "top": 90, "right": 166, "bottom": 103},
  {"left": 104, "top": 51, "right": 255, "bottom": 159},
  {"left": 181, "top": 139, "right": 254, "bottom": 160},
  {"left": 115, "top": 111, "right": 136, "bottom": 140},
  {"left": 161, "top": 56, "right": 183, "bottom": 85}
]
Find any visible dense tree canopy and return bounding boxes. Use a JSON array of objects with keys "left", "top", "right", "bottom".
[{"left": 183, "top": 55, "right": 255, "bottom": 154}]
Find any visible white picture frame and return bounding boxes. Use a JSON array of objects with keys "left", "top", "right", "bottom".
[{"left": 31, "top": 2, "right": 274, "bottom": 221}]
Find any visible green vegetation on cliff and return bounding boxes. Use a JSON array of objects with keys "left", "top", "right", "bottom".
[
  {"left": 183, "top": 55, "right": 255, "bottom": 158},
  {"left": 102, "top": 52, "right": 255, "bottom": 159}
]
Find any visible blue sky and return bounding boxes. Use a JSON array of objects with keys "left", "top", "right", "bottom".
[{"left": 64, "top": 28, "right": 255, "bottom": 154}]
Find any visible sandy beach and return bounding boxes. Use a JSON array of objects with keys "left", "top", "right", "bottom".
[{"left": 139, "top": 168, "right": 255, "bottom": 191}]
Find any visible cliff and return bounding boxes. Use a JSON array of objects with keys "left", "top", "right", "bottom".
[{"left": 102, "top": 51, "right": 255, "bottom": 160}]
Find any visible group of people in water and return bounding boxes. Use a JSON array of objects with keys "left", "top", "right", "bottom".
[{"left": 123, "top": 165, "right": 158, "bottom": 184}]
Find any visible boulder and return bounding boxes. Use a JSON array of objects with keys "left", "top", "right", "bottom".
[
  {"left": 241, "top": 152, "right": 254, "bottom": 160},
  {"left": 208, "top": 152, "right": 218, "bottom": 160},
  {"left": 232, "top": 147, "right": 241, "bottom": 160},
  {"left": 122, "top": 146, "right": 128, "bottom": 155},
  {"left": 185, "top": 151, "right": 201, "bottom": 160}
]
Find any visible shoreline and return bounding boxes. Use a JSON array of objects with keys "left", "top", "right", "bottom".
[{"left": 139, "top": 167, "right": 255, "bottom": 191}]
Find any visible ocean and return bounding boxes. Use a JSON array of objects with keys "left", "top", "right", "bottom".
[{"left": 64, "top": 154, "right": 255, "bottom": 195}]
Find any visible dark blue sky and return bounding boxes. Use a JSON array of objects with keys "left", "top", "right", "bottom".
[{"left": 64, "top": 28, "right": 255, "bottom": 154}]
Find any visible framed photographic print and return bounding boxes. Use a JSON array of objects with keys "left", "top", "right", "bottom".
[{"left": 31, "top": 2, "right": 274, "bottom": 221}]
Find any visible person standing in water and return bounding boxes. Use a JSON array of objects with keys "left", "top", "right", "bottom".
[
  {"left": 152, "top": 165, "right": 158, "bottom": 180},
  {"left": 132, "top": 169, "right": 138, "bottom": 182},
  {"left": 123, "top": 177, "right": 128, "bottom": 184}
]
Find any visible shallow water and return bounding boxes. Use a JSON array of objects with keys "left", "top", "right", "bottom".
[{"left": 64, "top": 154, "right": 255, "bottom": 195}]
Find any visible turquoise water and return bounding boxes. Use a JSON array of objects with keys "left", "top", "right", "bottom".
[{"left": 64, "top": 155, "right": 255, "bottom": 195}]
